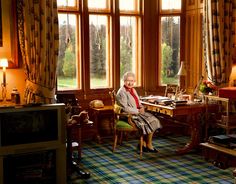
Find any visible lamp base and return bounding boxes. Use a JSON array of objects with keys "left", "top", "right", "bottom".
[
  {"left": 179, "top": 75, "right": 186, "bottom": 91},
  {"left": 1, "top": 83, "right": 7, "bottom": 103}
]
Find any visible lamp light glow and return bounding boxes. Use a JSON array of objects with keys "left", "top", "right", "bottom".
[
  {"left": 0, "top": 58, "right": 8, "bottom": 68},
  {"left": 230, "top": 64, "right": 236, "bottom": 86},
  {"left": 0, "top": 58, "right": 8, "bottom": 87}
]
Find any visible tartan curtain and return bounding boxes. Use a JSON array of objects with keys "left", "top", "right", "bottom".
[
  {"left": 17, "top": 0, "right": 59, "bottom": 104},
  {"left": 203, "top": 0, "right": 236, "bottom": 86}
]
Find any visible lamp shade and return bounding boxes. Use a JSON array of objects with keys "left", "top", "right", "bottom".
[
  {"left": 177, "top": 61, "right": 186, "bottom": 76},
  {"left": 230, "top": 64, "right": 236, "bottom": 86},
  {"left": 0, "top": 58, "right": 8, "bottom": 68}
]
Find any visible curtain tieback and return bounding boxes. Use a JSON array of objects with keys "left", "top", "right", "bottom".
[{"left": 26, "top": 80, "right": 55, "bottom": 99}]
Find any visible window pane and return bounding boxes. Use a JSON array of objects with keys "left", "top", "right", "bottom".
[
  {"left": 161, "top": 0, "right": 181, "bottom": 10},
  {"left": 88, "top": 0, "right": 110, "bottom": 10},
  {"left": 57, "top": 0, "right": 76, "bottom": 7},
  {"left": 57, "top": 13, "right": 79, "bottom": 90},
  {"left": 120, "top": 16, "right": 139, "bottom": 83},
  {"left": 89, "top": 15, "right": 110, "bottom": 88},
  {"left": 161, "top": 16, "right": 180, "bottom": 85},
  {"left": 119, "top": 0, "right": 139, "bottom": 11}
]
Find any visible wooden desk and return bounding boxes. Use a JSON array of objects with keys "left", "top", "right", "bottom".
[
  {"left": 141, "top": 101, "right": 205, "bottom": 154},
  {"left": 90, "top": 106, "right": 114, "bottom": 143}
]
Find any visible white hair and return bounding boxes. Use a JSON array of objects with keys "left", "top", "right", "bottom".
[{"left": 123, "top": 71, "right": 135, "bottom": 81}]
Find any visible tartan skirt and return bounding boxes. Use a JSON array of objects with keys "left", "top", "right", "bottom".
[{"left": 132, "top": 112, "right": 162, "bottom": 135}]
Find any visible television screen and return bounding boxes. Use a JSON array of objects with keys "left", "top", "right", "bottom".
[{"left": 0, "top": 109, "right": 58, "bottom": 146}]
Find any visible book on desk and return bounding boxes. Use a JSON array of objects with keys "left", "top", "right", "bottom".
[{"left": 140, "top": 96, "right": 187, "bottom": 106}]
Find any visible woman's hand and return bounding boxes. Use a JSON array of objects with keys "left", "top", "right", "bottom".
[{"left": 139, "top": 107, "right": 145, "bottom": 114}]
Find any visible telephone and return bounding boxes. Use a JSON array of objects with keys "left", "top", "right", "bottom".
[{"left": 89, "top": 100, "right": 104, "bottom": 108}]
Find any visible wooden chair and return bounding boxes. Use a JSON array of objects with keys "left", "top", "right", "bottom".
[
  {"left": 66, "top": 112, "right": 92, "bottom": 178},
  {"left": 66, "top": 115, "right": 82, "bottom": 174},
  {"left": 109, "top": 90, "right": 144, "bottom": 159},
  {"left": 56, "top": 94, "right": 92, "bottom": 176}
]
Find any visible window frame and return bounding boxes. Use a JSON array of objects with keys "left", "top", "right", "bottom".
[
  {"left": 158, "top": 0, "right": 184, "bottom": 86},
  {"left": 57, "top": 4, "right": 82, "bottom": 90},
  {"left": 119, "top": 0, "right": 143, "bottom": 87},
  {"left": 88, "top": 4, "right": 113, "bottom": 89}
]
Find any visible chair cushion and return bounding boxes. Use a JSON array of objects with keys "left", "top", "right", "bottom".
[{"left": 116, "top": 120, "right": 133, "bottom": 129}]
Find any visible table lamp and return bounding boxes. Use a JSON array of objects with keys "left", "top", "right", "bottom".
[
  {"left": 0, "top": 58, "right": 8, "bottom": 102},
  {"left": 230, "top": 64, "right": 236, "bottom": 87},
  {"left": 177, "top": 61, "right": 187, "bottom": 90}
]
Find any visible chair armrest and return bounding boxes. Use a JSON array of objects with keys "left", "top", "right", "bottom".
[
  {"left": 113, "top": 103, "right": 137, "bottom": 128},
  {"left": 71, "top": 114, "right": 80, "bottom": 119},
  {"left": 116, "top": 112, "right": 130, "bottom": 116},
  {"left": 116, "top": 112, "right": 136, "bottom": 128}
]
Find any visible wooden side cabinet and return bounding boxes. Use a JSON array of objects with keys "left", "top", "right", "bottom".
[
  {"left": 201, "top": 95, "right": 236, "bottom": 181},
  {"left": 0, "top": 104, "right": 66, "bottom": 184},
  {"left": 200, "top": 142, "right": 236, "bottom": 169},
  {"left": 205, "top": 95, "right": 236, "bottom": 135}
]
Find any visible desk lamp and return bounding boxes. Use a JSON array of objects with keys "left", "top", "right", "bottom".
[
  {"left": 177, "top": 61, "right": 187, "bottom": 90},
  {"left": 0, "top": 58, "right": 8, "bottom": 102}
]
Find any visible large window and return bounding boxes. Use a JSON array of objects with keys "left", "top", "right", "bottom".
[
  {"left": 57, "top": 0, "right": 143, "bottom": 91},
  {"left": 160, "top": 0, "right": 182, "bottom": 85}
]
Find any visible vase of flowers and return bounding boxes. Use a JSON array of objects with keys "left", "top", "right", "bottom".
[{"left": 199, "top": 80, "right": 217, "bottom": 95}]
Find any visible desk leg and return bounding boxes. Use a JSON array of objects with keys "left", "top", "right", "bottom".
[
  {"left": 93, "top": 111, "right": 102, "bottom": 144},
  {"left": 175, "top": 113, "right": 200, "bottom": 154}
]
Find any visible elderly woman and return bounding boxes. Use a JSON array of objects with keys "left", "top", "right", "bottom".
[{"left": 116, "top": 71, "right": 162, "bottom": 153}]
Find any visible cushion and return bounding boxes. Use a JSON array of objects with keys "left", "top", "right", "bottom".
[
  {"left": 116, "top": 120, "right": 133, "bottom": 129},
  {"left": 218, "top": 87, "right": 236, "bottom": 99}
]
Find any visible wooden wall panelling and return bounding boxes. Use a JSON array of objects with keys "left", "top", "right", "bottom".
[
  {"left": 186, "top": 0, "right": 197, "bottom": 10},
  {"left": 198, "top": 0, "right": 203, "bottom": 9},
  {"left": 185, "top": 0, "right": 204, "bottom": 93},
  {"left": 194, "top": 8, "right": 204, "bottom": 91},
  {"left": 143, "top": 0, "right": 159, "bottom": 93},
  {"left": 185, "top": 10, "right": 198, "bottom": 91}
]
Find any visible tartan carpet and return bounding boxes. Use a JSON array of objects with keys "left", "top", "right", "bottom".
[{"left": 69, "top": 135, "right": 234, "bottom": 184}]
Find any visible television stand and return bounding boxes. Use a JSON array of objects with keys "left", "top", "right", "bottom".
[{"left": 0, "top": 104, "right": 66, "bottom": 184}]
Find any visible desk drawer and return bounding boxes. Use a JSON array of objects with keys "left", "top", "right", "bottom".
[
  {"left": 159, "top": 108, "right": 173, "bottom": 116},
  {"left": 146, "top": 106, "right": 173, "bottom": 116}
]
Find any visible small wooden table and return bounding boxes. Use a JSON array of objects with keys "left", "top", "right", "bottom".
[
  {"left": 141, "top": 101, "right": 205, "bottom": 154},
  {"left": 90, "top": 106, "right": 114, "bottom": 143}
]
